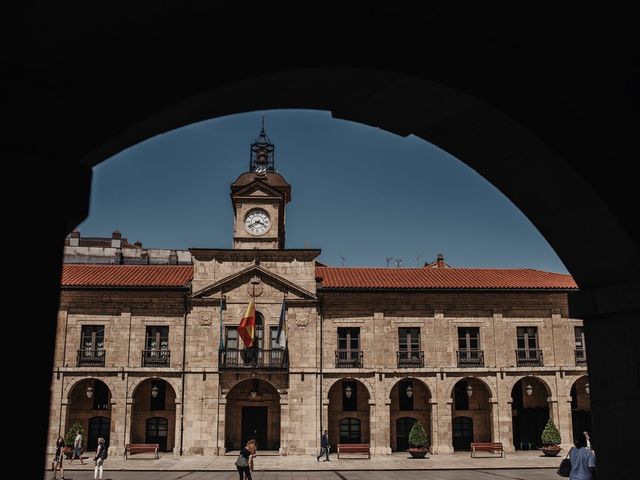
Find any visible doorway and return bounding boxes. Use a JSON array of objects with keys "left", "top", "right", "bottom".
[
  {"left": 452, "top": 416, "right": 473, "bottom": 451},
  {"left": 87, "top": 416, "right": 110, "bottom": 451},
  {"left": 396, "top": 417, "right": 417, "bottom": 451},
  {"left": 242, "top": 407, "right": 268, "bottom": 449},
  {"left": 145, "top": 417, "right": 168, "bottom": 451}
]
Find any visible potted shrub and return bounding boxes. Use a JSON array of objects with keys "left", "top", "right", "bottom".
[
  {"left": 64, "top": 422, "right": 85, "bottom": 459},
  {"left": 540, "top": 418, "right": 562, "bottom": 456},
  {"left": 407, "top": 421, "right": 429, "bottom": 458}
]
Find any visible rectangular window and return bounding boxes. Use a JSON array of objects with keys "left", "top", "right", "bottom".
[
  {"left": 338, "top": 328, "right": 360, "bottom": 351},
  {"left": 145, "top": 326, "right": 169, "bottom": 352},
  {"left": 517, "top": 326, "right": 538, "bottom": 350},
  {"left": 226, "top": 327, "right": 238, "bottom": 350},
  {"left": 81, "top": 325, "right": 105, "bottom": 351},
  {"left": 574, "top": 326, "right": 585, "bottom": 350},
  {"left": 398, "top": 328, "right": 420, "bottom": 351},
  {"left": 458, "top": 327, "right": 480, "bottom": 350},
  {"left": 342, "top": 380, "right": 357, "bottom": 411},
  {"left": 270, "top": 326, "right": 278, "bottom": 349}
]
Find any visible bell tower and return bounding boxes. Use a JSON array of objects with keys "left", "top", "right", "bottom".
[{"left": 230, "top": 120, "right": 291, "bottom": 249}]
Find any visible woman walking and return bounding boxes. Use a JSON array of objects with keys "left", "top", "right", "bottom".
[
  {"left": 93, "top": 437, "right": 108, "bottom": 480},
  {"left": 52, "top": 436, "right": 65, "bottom": 480},
  {"left": 235, "top": 440, "right": 257, "bottom": 480}
]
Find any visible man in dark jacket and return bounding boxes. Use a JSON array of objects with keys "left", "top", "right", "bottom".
[{"left": 316, "top": 430, "right": 330, "bottom": 461}]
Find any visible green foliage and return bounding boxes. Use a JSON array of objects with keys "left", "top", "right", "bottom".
[
  {"left": 65, "top": 421, "right": 85, "bottom": 448},
  {"left": 408, "top": 421, "right": 428, "bottom": 448},
  {"left": 541, "top": 418, "right": 561, "bottom": 445}
]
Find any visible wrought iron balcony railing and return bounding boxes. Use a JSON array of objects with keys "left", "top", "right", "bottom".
[
  {"left": 141, "top": 349, "right": 171, "bottom": 367},
  {"left": 575, "top": 349, "right": 587, "bottom": 366},
  {"left": 457, "top": 349, "right": 484, "bottom": 367},
  {"left": 397, "top": 350, "right": 424, "bottom": 368},
  {"left": 515, "top": 348, "right": 543, "bottom": 367},
  {"left": 76, "top": 349, "right": 106, "bottom": 367},
  {"left": 335, "top": 350, "right": 363, "bottom": 368},
  {"left": 219, "top": 348, "right": 289, "bottom": 369}
]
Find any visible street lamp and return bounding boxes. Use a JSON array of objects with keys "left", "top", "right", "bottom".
[
  {"left": 406, "top": 385, "right": 413, "bottom": 398},
  {"left": 466, "top": 383, "right": 473, "bottom": 397},
  {"left": 525, "top": 384, "right": 534, "bottom": 396},
  {"left": 151, "top": 385, "right": 159, "bottom": 398},
  {"left": 345, "top": 385, "right": 353, "bottom": 399},
  {"left": 86, "top": 386, "right": 94, "bottom": 399}
]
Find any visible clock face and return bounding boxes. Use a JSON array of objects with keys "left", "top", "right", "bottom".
[{"left": 244, "top": 209, "right": 271, "bottom": 235}]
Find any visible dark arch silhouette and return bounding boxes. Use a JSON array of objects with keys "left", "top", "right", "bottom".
[{"left": 12, "top": 4, "right": 637, "bottom": 478}]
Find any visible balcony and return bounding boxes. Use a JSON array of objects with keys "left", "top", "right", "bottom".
[
  {"left": 397, "top": 350, "right": 424, "bottom": 368},
  {"left": 141, "top": 349, "right": 171, "bottom": 367},
  {"left": 457, "top": 349, "right": 484, "bottom": 367},
  {"left": 336, "top": 350, "right": 363, "bottom": 368},
  {"left": 515, "top": 348, "right": 543, "bottom": 367},
  {"left": 575, "top": 349, "right": 587, "bottom": 366},
  {"left": 219, "top": 348, "right": 289, "bottom": 369},
  {"left": 76, "top": 349, "right": 105, "bottom": 367}
]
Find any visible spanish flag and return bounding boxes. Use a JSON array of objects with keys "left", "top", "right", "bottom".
[{"left": 238, "top": 299, "right": 256, "bottom": 348}]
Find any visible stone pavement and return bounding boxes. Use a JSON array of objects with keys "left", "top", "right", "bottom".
[{"left": 53, "top": 450, "right": 562, "bottom": 472}]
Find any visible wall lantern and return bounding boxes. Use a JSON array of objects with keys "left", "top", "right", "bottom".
[
  {"left": 406, "top": 385, "right": 413, "bottom": 398},
  {"left": 86, "top": 386, "right": 94, "bottom": 399},
  {"left": 249, "top": 380, "right": 261, "bottom": 399},
  {"left": 585, "top": 382, "right": 590, "bottom": 395},
  {"left": 151, "top": 385, "right": 159, "bottom": 398},
  {"left": 525, "top": 384, "right": 534, "bottom": 396},
  {"left": 466, "top": 383, "right": 473, "bottom": 397},
  {"left": 345, "top": 385, "right": 353, "bottom": 399}
]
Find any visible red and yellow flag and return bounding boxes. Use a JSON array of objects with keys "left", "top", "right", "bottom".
[{"left": 238, "top": 299, "right": 256, "bottom": 348}]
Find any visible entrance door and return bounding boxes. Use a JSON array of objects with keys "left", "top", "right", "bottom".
[
  {"left": 145, "top": 417, "right": 168, "bottom": 451},
  {"left": 87, "top": 416, "right": 110, "bottom": 451},
  {"left": 396, "top": 417, "right": 417, "bottom": 451},
  {"left": 452, "top": 416, "right": 473, "bottom": 451},
  {"left": 242, "top": 407, "right": 268, "bottom": 449}
]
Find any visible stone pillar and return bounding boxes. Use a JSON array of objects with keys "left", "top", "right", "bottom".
[
  {"left": 489, "top": 398, "right": 500, "bottom": 443},
  {"left": 428, "top": 400, "right": 439, "bottom": 453},
  {"left": 499, "top": 398, "right": 515, "bottom": 453},
  {"left": 173, "top": 398, "right": 182, "bottom": 455},
  {"left": 216, "top": 398, "right": 226, "bottom": 455},
  {"left": 433, "top": 400, "right": 453, "bottom": 454},
  {"left": 383, "top": 401, "right": 393, "bottom": 454},
  {"left": 572, "top": 295, "right": 640, "bottom": 480},
  {"left": 279, "top": 393, "right": 289, "bottom": 455},
  {"left": 109, "top": 399, "right": 126, "bottom": 455},
  {"left": 561, "top": 399, "right": 575, "bottom": 450}
]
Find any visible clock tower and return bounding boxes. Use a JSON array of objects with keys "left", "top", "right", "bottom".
[{"left": 230, "top": 121, "right": 291, "bottom": 249}]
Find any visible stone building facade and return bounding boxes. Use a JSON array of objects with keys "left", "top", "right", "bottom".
[{"left": 48, "top": 128, "right": 590, "bottom": 456}]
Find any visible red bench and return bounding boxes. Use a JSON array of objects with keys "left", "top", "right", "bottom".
[
  {"left": 337, "top": 443, "right": 371, "bottom": 459},
  {"left": 124, "top": 443, "right": 159, "bottom": 459},
  {"left": 470, "top": 442, "right": 504, "bottom": 458}
]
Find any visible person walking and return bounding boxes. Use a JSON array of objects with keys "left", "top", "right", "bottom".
[
  {"left": 583, "top": 431, "right": 592, "bottom": 451},
  {"left": 67, "top": 430, "right": 85, "bottom": 465},
  {"left": 93, "top": 437, "right": 107, "bottom": 480},
  {"left": 235, "top": 440, "right": 257, "bottom": 480},
  {"left": 52, "top": 436, "right": 65, "bottom": 480},
  {"left": 569, "top": 438, "right": 596, "bottom": 480},
  {"left": 316, "top": 429, "right": 330, "bottom": 462}
]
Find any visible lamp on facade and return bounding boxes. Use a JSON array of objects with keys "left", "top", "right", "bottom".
[
  {"left": 466, "top": 382, "right": 473, "bottom": 397},
  {"left": 585, "top": 382, "right": 590, "bottom": 395},
  {"left": 151, "top": 385, "right": 159, "bottom": 398},
  {"left": 406, "top": 385, "right": 413, "bottom": 398},
  {"left": 525, "top": 383, "right": 534, "bottom": 396},
  {"left": 86, "top": 385, "right": 94, "bottom": 399},
  {"left": 345, "top": 385, "right": 353, "bottom": 399},
  {"left": 249, "top": 380, "right": 261, "bottom": 399}
]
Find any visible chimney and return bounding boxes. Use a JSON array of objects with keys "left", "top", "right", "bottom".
[
  {"left": 69, "top": 230, "right": 80, "bottom": 247},
  {"left": 134, "top": 241, "right": 142, "bottom": 248},
  {"left": 436, "top": 253, "right": 445, "bottom": 269},
  {"left": 111, "top": 230, "right": 122, "bottom": 248}
]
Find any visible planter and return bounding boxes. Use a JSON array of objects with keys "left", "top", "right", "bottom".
[
  {"left": 408, "top": 448, "right": 429, "bottom": 458},
  {"left": 541, "top": 445, "right": 561, "bottom": 457},
  {"left": 63, "top": 447, "right": 74, "bottom": 459}
]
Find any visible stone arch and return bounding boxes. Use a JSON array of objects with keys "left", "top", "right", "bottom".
[
  {"left": 506, "top": 375, "right": 554, "bottom": 399},
  {"left": 64, "top": 376, "right": 119, "bottom": 401},
  {"left": 130, "top": 378, "right": 178, "bottom": 452},
  {"left": 223, "top": 376, "right": 282, "bottom": 399},
  {"left": 444, "top": 376, "right": 497, "bottom": 401},
  {"left": 323, "top": 376, "right": 374, "bottom": 401},
  {"left": 388, "top": 377, "right": 432, "bottom": 452},
  {"left": 385, "top": 376, "right": 433, "bottom": 400},
  {"left": 327, "top": 378, "right": 372, "bottom": 448},
  {"left": 65, "top": 378, "right": 114, "bottom": 451},
  {"left": 129, "top": 376, "right": 181, "bottom": 401}
]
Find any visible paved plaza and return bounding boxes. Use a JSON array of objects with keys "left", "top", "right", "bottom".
[{"left": 49, "top": 450, "right": 561, "bottom": 473}]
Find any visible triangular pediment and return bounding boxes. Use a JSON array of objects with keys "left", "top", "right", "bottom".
[
  {"left": 233, "top": 181, "right": 283, "bottom": 199},
  {"left": 191, "top": 264, "right": 316, "bottom": 300}
]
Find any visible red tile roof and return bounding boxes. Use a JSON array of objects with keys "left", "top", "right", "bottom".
[
  {"left": 316, "top": 267, "right": 577, "bottom": 290},
  {"left": 62, "top": 265, "right": 193, "bottom": 288}
]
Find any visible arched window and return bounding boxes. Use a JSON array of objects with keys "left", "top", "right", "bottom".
[{"left": 339, "top": 417, "right": 361, "bottom": 444}]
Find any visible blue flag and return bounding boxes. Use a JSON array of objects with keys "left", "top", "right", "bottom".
[{"left": 276, "top": 301, "right": 287, "bottom": 348}]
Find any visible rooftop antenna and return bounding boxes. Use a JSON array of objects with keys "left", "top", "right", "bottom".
[
  {"left": 386, "top": 256, "right": 394, "bottom": 268},
  {"left": 395, "top": 258, "right": 403, "bottom": 268},
  {"left": 339, "top": 255, "right": 346, "bottom": 267},
  {"left": 416, "top": 255, "right": 423, "bottom": 266}
]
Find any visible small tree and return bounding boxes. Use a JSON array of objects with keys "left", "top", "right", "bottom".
[
  {"left": 408, "top": 421, "right": 428, "bottom": 448},
  {"left": 65, "top": 421, "right": 85, "bottom": 448},
  {"left": 541, "top": 418, "right": 561, "bottom": 446}
]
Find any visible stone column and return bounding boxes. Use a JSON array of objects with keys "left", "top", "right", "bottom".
[
  {"left": 433, "top": 400, "right": 453, "bottom": 454},
  {"left": 109, "top": 399, "right": 126, "bottom": 455},
  {"left": 428, "top": 400, "right": 438, "bottom": 453},
  {"left": 279, "top": 393, "right": 289, "bottom": 455},
  {"left": 489, "top": 398, "right": 500, "bottom": 443},
  {"left": 560, "top": 399, "right": 575, "bottom": 450},
  {"left": 499, "top": 398, "right": 515, "bottom": 453},
  {"left": 173, "top": 398, "right": 182, "bottom": 455}
]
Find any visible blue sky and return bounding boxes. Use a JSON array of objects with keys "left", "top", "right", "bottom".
[{"left": 78, "top": 109, "right": 568, "bottom": 273}]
